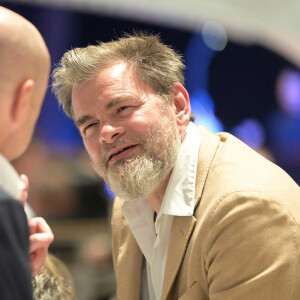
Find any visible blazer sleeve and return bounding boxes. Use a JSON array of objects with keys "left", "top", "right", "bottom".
[
  {"left": 0, "top": 190, "right": 33, "bottom": 300},
  {"left": 204, "top": 190, "right": 300, "bottom": 300}
]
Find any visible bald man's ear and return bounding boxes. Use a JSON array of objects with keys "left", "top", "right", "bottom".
[
  {"left": 11, "top": 79, "right": 35, "bottom": 123},
  {"left": 171, "top": 83, "right": 191, "bottom": 139}
]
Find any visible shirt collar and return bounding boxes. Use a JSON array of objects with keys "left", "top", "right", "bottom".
[
  {"left": 158, "top": 122, "right": 201, "bottom": 218},
  {"left": 123, "top": 198, "right": 156, "bottom": 262},
  {"left": 0, "top": 153, "right": 22, "bottom": 200}
]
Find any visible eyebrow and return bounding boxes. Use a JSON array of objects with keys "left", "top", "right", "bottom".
[
  {"left": 105, "top": 95, "right": 136, "bottom": 110},
  {"left": 75, "top": 114, "right": 94, "bottom": 128}
]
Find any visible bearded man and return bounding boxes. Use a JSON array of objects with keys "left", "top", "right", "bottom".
[{"left": 52, "top": 33, "right": 300, "bottom": 300}]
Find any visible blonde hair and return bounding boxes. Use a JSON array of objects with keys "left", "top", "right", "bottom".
[{"left": 52, "top": 33, "right": 185, "bottom": 119}]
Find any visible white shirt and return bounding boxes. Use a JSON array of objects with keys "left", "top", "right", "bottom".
[
  {"left": 122, "top": 122, "right": 201, "bottom": 300},
  {"left": 0, "top": 154, "right": 34, "bottom": 219},
  {"left": 0, "top": 154, "right": 23, "bottom": 200}
]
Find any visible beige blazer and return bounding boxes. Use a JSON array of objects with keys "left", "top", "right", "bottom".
[{"left": 111, "top": 126, "right": 300, "bottom": 300}]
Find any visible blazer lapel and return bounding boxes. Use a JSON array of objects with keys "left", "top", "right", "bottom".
[
  {"left": 116, "top": 223, "right": 143, "bottom": 300},
  {"left": 194, "top": 126, "right": 221, "bottom": 208},
  {"left": 161, "top": 126, "right": 221, "bottom": 299},
  {"left": 162, "top": 215, "right": 196, "bottom": 300}
]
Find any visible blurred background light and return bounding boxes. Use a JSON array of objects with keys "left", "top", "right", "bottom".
[
  {"left": 202, "top": 21, "right": 227, "bottom": 51},
  {"left": 231, "top": 118, "right": 266, "bottom": 150},
  {"left": 276, "top": 69, "right": 300, "bottom": 115},
  {"left": 190, "top": 89, "right": 224, "bottom": 132}
]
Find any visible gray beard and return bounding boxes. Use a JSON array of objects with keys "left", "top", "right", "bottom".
[{"left": 93, "top": 113, "right": 181, "bottom": 202}]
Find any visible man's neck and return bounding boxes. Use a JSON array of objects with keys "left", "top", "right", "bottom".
[{"left": 146, "top": 172, "right": 171, "bottom": 213}]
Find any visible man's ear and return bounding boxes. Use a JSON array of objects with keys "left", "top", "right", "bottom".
[
  {"left": 171, "top": 82, "right": 191, "bottom": 138},
  {"left": 11, "top": 79, "right": 35, "bottom": 123}
]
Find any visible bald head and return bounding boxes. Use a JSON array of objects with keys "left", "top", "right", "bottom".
[
  {"left": 0, "top": 7, "right": 50, "bottom": 160},
  {"left": 0, "top": 7, "right": 50, "bottom": 96}
]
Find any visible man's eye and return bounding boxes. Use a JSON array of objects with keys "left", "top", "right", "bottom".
[
  {"left": 83, "top": 123, "right": 96, "bottom": 136},
  {"left": 84, "top": 123, "right": 94, "bottom": 131},
  {"left": 116, "top": 106, "right": 129, "bottom": 113}
]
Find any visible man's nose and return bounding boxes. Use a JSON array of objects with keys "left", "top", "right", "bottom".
[{"left": 99, "top": 124, "right": 124, "bottom": 144}]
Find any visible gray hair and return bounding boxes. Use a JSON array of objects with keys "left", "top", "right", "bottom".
[
  {"left": 32, "top": 254, "right": 76, "bottom": 300},
  {"left": 52, "top": 33, "right": 186, "bottom": 119}
]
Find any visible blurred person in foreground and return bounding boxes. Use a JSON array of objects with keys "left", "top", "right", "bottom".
[
  {"left": 52, "top": 33, "right": 300, "bottom": 300},
  {"left": 0, "top": 6, "right": 53, "bottom": 299},
  {"left": 32, "top": 253, "right": 76, "bottom": 300}
]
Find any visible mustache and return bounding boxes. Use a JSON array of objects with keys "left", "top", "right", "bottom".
[{"left": 101, "top": 136, "right": 144, "bottom": 161}]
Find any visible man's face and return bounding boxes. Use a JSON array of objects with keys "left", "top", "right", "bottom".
[{"left": 72, "top": 62, "right": 181, "bottom": 201}]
